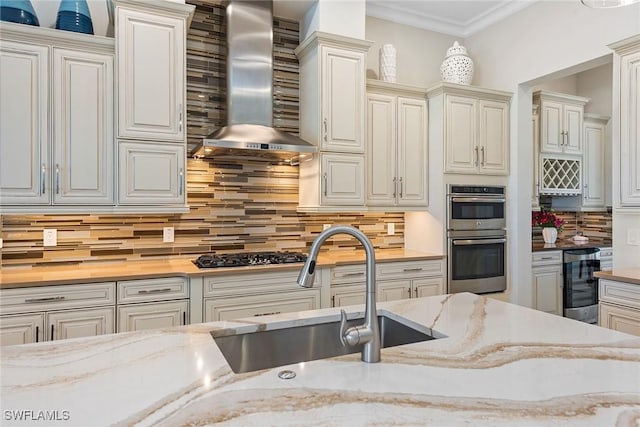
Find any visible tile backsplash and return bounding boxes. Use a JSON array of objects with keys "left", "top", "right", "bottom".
[
  {"left": 0, "top": 1, "right": 404, "bottom": 268},
  {"left": 531, "top": 210, "right": 613, "bottom": 244}
]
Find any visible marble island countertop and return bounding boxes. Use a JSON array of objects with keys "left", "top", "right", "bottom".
[{"left": 1, "top": 293, "right": 639, "bottom": 426}]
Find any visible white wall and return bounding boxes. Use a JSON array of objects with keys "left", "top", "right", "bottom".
[
  {"left": 532, "top": 75, "right": 579, "bottom": 95},
  {"left": 301, "top": 0, "right": 366, "bottom": 41},
  {"left": 463, "top": 1, "right": 640, "bottom": 306},
  {"left": 577, "top": 64, "right": 613, "bottom": 116},
  {"left": 365, "top": 16, "right": 458, "bottom": 87}
]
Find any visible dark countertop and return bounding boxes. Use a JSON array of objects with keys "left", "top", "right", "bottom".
[{"left": 532, "top": 238, "right": 613, "bottom": 252}]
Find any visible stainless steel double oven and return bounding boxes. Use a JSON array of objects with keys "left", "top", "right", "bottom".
[{"left": 447, "top": 185, "right": 507, "bottom": 294}]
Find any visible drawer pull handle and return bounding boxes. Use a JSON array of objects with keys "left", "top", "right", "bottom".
[
  {"left": 540, "top": 257, "right": 554, "bottom": 260},
  {"left": 137, "top": 288, "right": 173, "bottom": 294},
  {"left": 342, "top": 272, "right": 364, "bottom": 277},
  {"left": 35, "top": 326, "right": 39, "bottom": 343},
  {"left": 24, "top": 296, "right": 66, "bottom": 303},
  {"left": 253, "top": 311, "right": 281, "bottom": 317},
  {"left": 50, "top": 324, "right": 54, "bottom": 341},
  {"left": 403, "top": 268, "right": 423, "bottom": 272}
]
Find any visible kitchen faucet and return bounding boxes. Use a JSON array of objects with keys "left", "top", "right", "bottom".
[{"left": 297, "top": 225, "right": 381, "bottom": 363}]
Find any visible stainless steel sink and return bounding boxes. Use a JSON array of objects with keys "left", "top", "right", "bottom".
[{"left": 211, "top": 314, "right": 439, "bottom": 373}]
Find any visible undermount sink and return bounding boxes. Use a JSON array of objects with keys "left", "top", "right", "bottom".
[{"left": 211, "top": 314, "right": 440, "bottom": 373}]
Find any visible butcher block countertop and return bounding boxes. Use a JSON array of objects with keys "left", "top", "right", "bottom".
[
  {"left": 0, "top": 249, "right": 444, "bottom": 289},
  {"left": 595, "top": 268, "right": 640, "bottom": 286},
  {"left": 1, "top": 293, "right": 638, "bottom": 426}
]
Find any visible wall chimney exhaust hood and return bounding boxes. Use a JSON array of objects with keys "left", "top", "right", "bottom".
[{"left": 193, "top": 0, "right": 317, "bottom": 163}]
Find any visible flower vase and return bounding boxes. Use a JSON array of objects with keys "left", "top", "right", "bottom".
[
  {"left": 440, "top": 41, "right": 474, "bottom": 85},
  {"left": 542, "top": 227, "right": 558, "bottom": 244},
  {"left": 0, "top": 0, "right": 39, "bottom": 26},
  {"left": 379, "top": 44, "right": 397, "bottom": 83},
  {"left": 55, "top": 0, "right": 94, "bottom": 35}
]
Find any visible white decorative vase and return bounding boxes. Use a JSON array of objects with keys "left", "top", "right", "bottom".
[
  {"left": 542, "top": 227, "right": 558, "bottom": 244},
  {"left": 440, "top": 41, "right": 474, "bottom": 85},
  {"left": 379, "top": 44, "right": 397, "bottom": 83}
]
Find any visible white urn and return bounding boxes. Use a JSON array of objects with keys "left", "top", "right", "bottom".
[{"left": 440, "top": 41, "right": 474, "bottom": 85}]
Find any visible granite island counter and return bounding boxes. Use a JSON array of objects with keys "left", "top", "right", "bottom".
[{"left": 1, "top": 293, "right": 639, "bottom": 426}]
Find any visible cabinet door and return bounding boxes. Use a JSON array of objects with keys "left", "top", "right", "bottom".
[
  {"left": 619, "top": 49, "right": 640, "bottom": 206},
  {"left": 532, "top": 112, "right": 540, "bottom": 209},
  {"left": 0, "top": 313, "right": 44, "bottom": 346},
  {"left": 599, "top": 303, "right": 640, "bottom": 336},
  {"left": 47, "top": 307, "right": 115, "bottom": 340},
  {"left": 540, "top": 101, "right": 563, "bottom": 154},
  {"left": 366, "top": 93, "right": 396, "bottom": 206},
  {"left": 118, "top": 141, "right": 185, "bottom": 205},
  {"left": 53, "top": 48, "right": 114, "bottom": 205},
  {"left": 321, "top": 153, "right": 365, "bottom": 205},
  {"left": 563, "top": 104, "right": 583, "bottom": 155},
  {"left": 397, "top": 97, "right": 428, "bottom": 205},
  {"left": 444, "top": 95, "right": 477, "bottom": 173},
  {"left": 118, "top": 301, "right": 188, "bottom": 332},
  {"left": 204, "top": 291, "right": 321, "bottom": 322},
  {"left": 532, "top": 266, "right": 563, "bottom": 316},
  {"left": 0, "top": 41, "right": 49, "bottom": 205},
  {"left": 582, "top": 120, "right": 606, "bottom": 208},
  {"left": 378, "top": 279, "right": 411, "bottom": 302},
  {"left": 331, "top": 285, "right": 366, "bottom": 308},
  {"left": 117, "top": 7, "right": 185, "bottom": 142},
  {"left": 321, "top": 46, "right": 365, "bottom": 152},
  {"left": 478, "top": 99, "right": 509, "bottom": 175},
  {"left": 413, "top": 277, "right": 445, "bottom": 298}
]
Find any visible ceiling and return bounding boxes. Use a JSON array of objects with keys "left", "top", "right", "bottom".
[{"left": 274, "top": 0, "right": 538, "bottom": 38}]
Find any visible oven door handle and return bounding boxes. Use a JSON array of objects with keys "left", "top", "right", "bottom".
[
  {"left": 452, "top": 238, "right": 507, "bottom": 246},
  {"left": 450, "top": 197, "right": 506, "bottom": 203}
]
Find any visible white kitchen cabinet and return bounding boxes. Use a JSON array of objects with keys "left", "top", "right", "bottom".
[
  {"left": 366, "top": 80, "right": 428, "bottom": 209},
  {"left": 599, "top": 278, "right": 640, "bottom": 336},
  {"left": 533, "top": 91, "right": 589, "bottom": 156},
  {"left": 116, "top": 3, "right": 191, "bottom": 142},
  {"left": 0, "top": 24, "right": 114, "bottom": 211},
  {"left": 116, "top": 277, "right": 190, "bottom": 333},
  {"left": 582, "top": 114, "right": 610, "bottom": 210},
  {"left": 203, "top": 269, "right": 327, "bottom": 322},
  {"left": 118, "top": 141, "right": 185, "bottom": 206},
  {"left": 296, "top": 32, "right": 371, "bottom": 153},
  {"left": 0, "top": 282, "right": 116, "bottom": 346},
  {"left": 427, "top": 83, "right": 511, "bottom": 176},
  {"left": 531, "top": 251, "right": 563, "bottom": 316},
  {"left": 610, "top": 34, "right": 640, "bottom": 208}
]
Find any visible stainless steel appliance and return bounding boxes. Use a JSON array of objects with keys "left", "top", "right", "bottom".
[
  {"left": 194, "top": 252, "right": 307, "bottom": 269},
  {"left": 563, "top": 248, "right": 600, "bottom": 324},
  {"left": 447, "top": 185, "right": 507, "bottom": 294}
]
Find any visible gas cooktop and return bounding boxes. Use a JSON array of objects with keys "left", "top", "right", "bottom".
[{"left": 193, "top": 252, "right": 308, "bottom": 269}]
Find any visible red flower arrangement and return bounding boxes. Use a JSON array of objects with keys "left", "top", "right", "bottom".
[{"left": 532, "top": 207, "right": 564, "bottom": 231}]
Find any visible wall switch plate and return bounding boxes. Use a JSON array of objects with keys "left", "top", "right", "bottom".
[
  {"left": 43, "top": 229, "right": 57, "bottom": 247},
  {"left": 627, "top": 228, "right": 640, "bottom": 246},
  {"left": 163, "top": 227, "right": 175, "bottom": 243},
  {"left": 323, "top": 224, "right": 331, "bottom": 231},
  {"left": 387, "top": 223, "right": 395, "bottom": 235}
]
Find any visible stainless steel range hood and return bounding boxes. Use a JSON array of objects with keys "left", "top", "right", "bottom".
[{"left": 193, "top": 0, "right": 316, "bottom": 163}]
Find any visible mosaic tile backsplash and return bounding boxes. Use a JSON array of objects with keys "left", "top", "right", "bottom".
[
  {"left": 531, "top": 210, "right": 613, "bottom": 244},
  {"left": 0, "top": 1, "right": 405, "bottom": 268}
]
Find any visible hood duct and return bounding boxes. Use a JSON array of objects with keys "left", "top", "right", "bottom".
[{"left": 193, "top": 0, "right": 316, "bottom": 163}]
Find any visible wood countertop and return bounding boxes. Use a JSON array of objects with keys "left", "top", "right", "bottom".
[
  {"left": 595, "top": 268, "right": 640, "bottom": 286},
  {"left": 0, "top": 249, "right": 444, "bottom": 289}
]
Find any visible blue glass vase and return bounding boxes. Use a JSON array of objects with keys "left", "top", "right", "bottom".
[
  {"left": 55, "top": 0, "right": 94, "bottom": 35},
  {"left": 0, "top": 0, "right": 40, "bottom": 26}
]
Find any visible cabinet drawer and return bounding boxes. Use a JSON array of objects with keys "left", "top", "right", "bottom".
[
  {"left": 0, "top": 282, "right": 115, "bottom": 315},
  {"left": 532, "top": 251, "right": 562, "bottom": 266},
  {"left": 331, "top": 264, "right": 367, "bottom": 284},
  {"left": 204, "top": 269, "right": 306, "bottom": 297},
  {"left": 117, "top": 277, "right": 188, "bottom": 304},
  {"left": 377, "top": 259, "right": 444, "bottom": 279},
  {"left": 599, "top": 279, "right": 640, "bottom": 310},
  {"left": 599, "top": 302, "right": 640, "bottom": 336},
  {"left": 118, "top": 300, "right": 189, "bottom": 333}
]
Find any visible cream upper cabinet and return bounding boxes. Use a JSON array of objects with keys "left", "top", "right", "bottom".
[
  {"left": 533, "top": 91, "right": 589, "bottom": 156},
  {"left": 116, "top": 4, "right": 188, "bottom": 142},
  {"left": 610, "top": 34, "right": 640, "bottom": 208},
  {"left": 427, "top": 83, "right": 511, "bottom": 176},
  {"left": 0, "top": 24, "right": 114, "bottom": 211},
  {"left": 296, "top": 32, "right": 371, "bottom": 153},
  {"left": 582, "top": 114, "right": 610, "bottom": 210},
  {"left": 532, "top": 105, "right": 541, "bottom": 209},
  {"left": 366, "top": 81, "right": 428, "bottom": 209}
]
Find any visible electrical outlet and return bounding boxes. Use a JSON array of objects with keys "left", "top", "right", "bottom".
[
  {"left": 323, "top": 224, "right": 331, "bottom": 231},
  {"left": 43, "top": 229, "right": 57, "bottom": 247},
  {"left": 387, "top": 223, "right": 395, "bottom": 235},
  {"left": 163, "top": 226, "right": 175, "bottom": 243},
  {"left": 627, "top": 228, "right": 640, "bottom": 246}
]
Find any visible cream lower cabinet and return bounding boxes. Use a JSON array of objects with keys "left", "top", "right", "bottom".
[
  {"left": 116, "top": 277, "right": 189, "bottom": 333},
  {"left": 599, "top": 278, "right": 640, "bottom": 336},
  {"left": 0, "top": 282, "right": 116, "bottom": 346},
  {"left": 203, "top": 269, "right": 325, "bottom": 322},
  {"left": 531, "top": 251, "right": 563, "bottom": 316}
]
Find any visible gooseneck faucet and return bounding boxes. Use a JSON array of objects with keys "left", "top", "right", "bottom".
[{"left": 297, "top": 225, "right": 381, "bottom": 363}]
